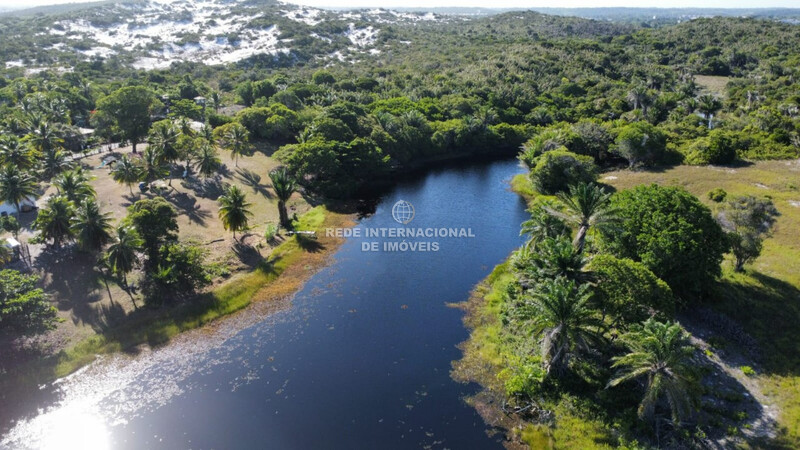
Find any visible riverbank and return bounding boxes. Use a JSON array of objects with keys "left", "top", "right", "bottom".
[
  {"left": 453, "top": 160, "right": 800, "bottom": 448},
  {"left": 1, "top": 205, "right": 355, "bottom": 401}
]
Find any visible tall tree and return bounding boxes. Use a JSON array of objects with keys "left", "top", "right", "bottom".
[
  {"left": 53, "top": 168, "right": 95, "bottom": 204},
  {"left": 0, "top": 165, "right": 38, "bottom": 215},
  {"left": 607, "top": 319, "right": 696, "bottom": 424},
  {"left": 600, "top": 184, "right": 728, "bottom": 297},
  {"left": 520, "top": 200, "right": 570, "bottom": 249},
  {"left": 124, "top": 197, "right": 178, "bottom": 264},
  {"left": 268, "top": 167, "right": 296, "bottom": 228},
  {"left": 94, "top": 86, "right": 160, "bottom": 153},
  {"left": 147, "top": 120, "right": 180, "bottom": 185},
  {"left": 218, "top": 185, "right": 253, "bottom": 240},
  {"left": 41, "top": 148, "right": 71, "bottom": 179},
  {"left": 141, "top": 146, "right": 169, "bottom": 185},
  {"left": 717, "top": 195, "right": 779, "bottom": 271},
  {"left": 34, "top": 196, "right": 75, "bottom": 248},
  {"left": 697, "top": 94, "right": 722, "bottom": 129},
  {"left": 111, "top": 156, "right": 144, "bottom": 194},
  {"left": 0, "top": 136, "right": 36, "bottom": 170},
  {"left": 106, "top": 225, "right": 143, "bottom": 287},
  {"left": 194, "top": 140, "right": 221, "bottom": 178},
  {"left": 217, "top": 123, "right": 249, "bottom": 167},
  {"left": 72, "top": 198, "right": 113, "bottom": 253},
  {"left": 0, "top": 270, "right": 57, "bottom": 337},
  {"left": 24, "top": 120, "right": 62, "bottom": 155},
  {"left": 548, "top": 183, "right": 619, "bottom": 253},
  {"left": 520, "top": 277, "right": 602, "bottom": 375}
]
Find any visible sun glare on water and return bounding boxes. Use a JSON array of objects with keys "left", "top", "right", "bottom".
[{"left": 35, "top": 403, "right": 110, "bottom": 450}]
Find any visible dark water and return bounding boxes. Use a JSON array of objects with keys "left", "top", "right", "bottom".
[{"left": 4, "top": 158, "right": 529, "bottom": 450}]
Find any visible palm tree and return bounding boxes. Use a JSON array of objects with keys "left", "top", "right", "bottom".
[
  {"left": 269, "top": 167, "right": 296, "bottom": 228},
  {"left": 521, "top": 277, "right": 603, "bottom": 375},
  {"left": 24, "top": 120, "right": 63, "bottom": 154},
  {"left": 72, "top": 198, "right": 113, "bottom": 253},
  {"left": 218, "top": 185, "right": 253, "bottom": 240},
  {"left": 34, "top": 196, "right": 75, "bottom": 248},
  {"left": 54, "top": 168, "right": 95, "bottom": 204},
  {"left": 0, "top": 165, "right": 38, "bottom": 216},
  {"left": 218, "top": 123, "right": 249, "bottom": 167},
  {"left": 41, "top": 148, "right": 71, "bottom": 179},
  {"left": 547, "top": 183, "right": 619, "bottom": 254},
  {"left": 607, "top": 319, "right": 696, "bottom": 425},
  {"left": 141, "top": 146, "right": 169, "bottom": 185},
  {"left": 147, "top": 121, "right": 180, "bottom": 185},
  {"left": 194, "top": 140, "right": 221, "bottom": 178},
  {"left": 514, "top": 236, "right": 590, "bottom": 284},
  {"left": 627, "top": 84, "right": 650, "bottom": 114},
  {"left": 0, "top": 136, "right": 36, "bottom": 170},
  {"left": 521, "top": 200, "right": 570, "bottom": 249},
  {"left": 106, "top": 225, "right": 143, "bottom": 287},
  {"left": 111, "top": 156, "right": 144, "bottom": 194},
  {"left": 697, "top": 94, "right": 722, "bottom": 129}
]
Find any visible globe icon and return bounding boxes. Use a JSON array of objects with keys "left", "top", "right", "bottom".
[{"left": 391, "top": 200, "right": 415, "bottom": 224}]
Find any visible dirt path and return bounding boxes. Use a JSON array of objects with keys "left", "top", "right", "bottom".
[{"left": 680, "top": 314, "right": 780, "bottom": 447}]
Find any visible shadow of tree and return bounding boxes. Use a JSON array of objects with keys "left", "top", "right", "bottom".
[
  {"left": 711, "top": 271, "right": 800, "bottom": 376},
  {"left": 162, "top": 191, "right": 212, "bottom": 225},
  {"left": 33, "top": 247, "right": 109, "bottom": 330},
  {"left": 182, "top": 177, "right": 226, "bottom": 200},
  {"left": 232, "top": 239, "right": 264, "bottom": 268},
  {"left": 235, "top": 167, "right": 272, "bottom": 198},
  {"left": 295, "top": 234, "right": 324, "bottom": 253}
]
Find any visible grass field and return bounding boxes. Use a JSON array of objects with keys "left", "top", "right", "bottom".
[{"left": 6, "top": 144, "right": 313, "bottom": 353}]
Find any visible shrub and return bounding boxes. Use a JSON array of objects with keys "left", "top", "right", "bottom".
[
  {"left": 601, "top": 184, "right": 728, "bottom": 298},
  {"left": 741, "top": 366, "right": 756, "bottom": 377},
  {"left": 529, "top": 148, "right": 598, "bottom": 195},
  {"left": 0, "top": 270, "right": 58, "bottom": 338},
  {"left": 682, "top": 130, "right": 737, "bottom": 165},
  {"left": 708, "top": 188, "right": 728, "bottom": 202},
  {"left": 589, "top": 254, "right": 675, "bottom": 328},
  {"left": 613, "top": 121, "right": 668, "bottom": 167}
]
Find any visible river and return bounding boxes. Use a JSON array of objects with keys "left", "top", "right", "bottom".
[{"left": 1, "top": 158, "right": 529, "bottom": 449}]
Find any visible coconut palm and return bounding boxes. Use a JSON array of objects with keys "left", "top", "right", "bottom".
[
  {"left": 218, "top": 123, "right": 249, "bottom": 167},
  {"left": 269, "top": 167, "right": 296, "bottom": 228},
  {"left": 0, "top": 165, "right": 38, "bottom": 215},
  {"left": 607, "top": 319, "right": 696, "bottom": 424},
  {"left": 194, "top": 140, "right": 221, "bottom": 178},
  {"left": 41, "top": 148, "right": 71, "bottom": 179},
  {"left": 697, "top": 94, "right": 722, "bottom": 129},
  {"left": 141, "top": 146, "right": 169, "bottom": 184},
  {"left": 547, "top": 183, "right": 619, "bottom": 254},
  {"left": 106, "top": 225, "right": 143, "bottom": 286},
  {"left": 111, "top": 156, "right": 144, "bottom": 194},
  {"left": 24, "top": 120, "right": 63, "bottom": 154},
  {"left": 521, "top": 277, "right": 603, "bottom": 375},
  {"left": 0, "top": 135, "right": 36, "bottom": 170},
  {"left": 54, "top": 168, "right": 95, "bottom": 204},
  {"left": 147, "top": 121, "right": 180, "bottom": 185},
  {"left": 218, "top": 185, "right": 253, "bottom": 240},
  {"left": 34, "top": 196, "right": 75, "bottom": 248},
  {"left": 72, "top": 198, "right": 113, "bottom": 253}
]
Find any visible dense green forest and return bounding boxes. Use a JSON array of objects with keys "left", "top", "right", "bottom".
[{"left": 1, "top": 2, "right": 799, "bottom": 447}]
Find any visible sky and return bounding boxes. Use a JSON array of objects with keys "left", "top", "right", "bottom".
[{"left": 0, "top": 0, "right": 799, "bottom": 9}]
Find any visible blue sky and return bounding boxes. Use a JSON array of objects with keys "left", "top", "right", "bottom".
[{"left": 1, "top": 0, "right": 798, "bottom": 8}]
